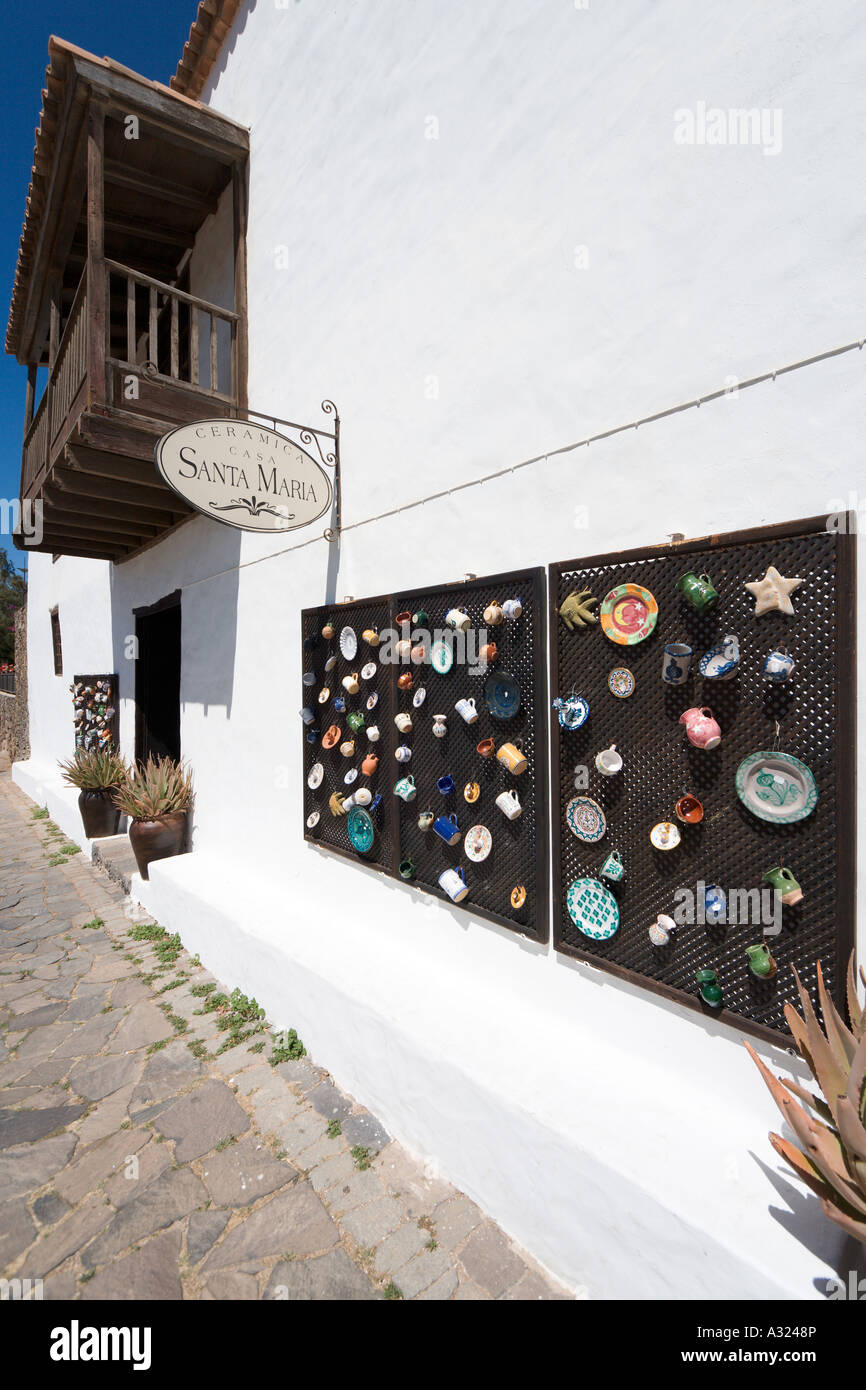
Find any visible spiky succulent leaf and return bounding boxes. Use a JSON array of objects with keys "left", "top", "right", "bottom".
[
  {"left": 112, "top": 756, "right": 194, "bottom": 820},
  {"left": 58, "top": 748, "right": 128, "bottom": 790}
]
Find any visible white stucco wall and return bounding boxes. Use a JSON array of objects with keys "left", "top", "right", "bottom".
[{"left": 17, "top": 0, "right": 866, "bottom": 1296}]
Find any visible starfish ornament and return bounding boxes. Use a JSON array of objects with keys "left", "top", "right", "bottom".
[
  {"left": 744, "top": 566, "right": 803, "bottom": 617},
  {"left": 558, "top": 589, "right": 600, "bottom": 632}
]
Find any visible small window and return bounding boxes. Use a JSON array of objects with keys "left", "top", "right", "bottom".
[{"left": 50, "top": 608, "right": 63, "bottom": 676}]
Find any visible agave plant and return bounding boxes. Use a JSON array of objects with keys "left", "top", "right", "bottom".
[
  {"left": 745, "top": 954, "right": 866, "bottom": 1244},
  {"left": 112, "top": 756, "right": 194, "bottom": 822},
  {"left": 58, "top": 747, "right": 128, "bottom": 790}
]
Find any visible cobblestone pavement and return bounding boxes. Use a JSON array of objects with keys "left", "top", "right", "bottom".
[{"left": 0, "top": 763, "right": 570, "bottom": 1301}]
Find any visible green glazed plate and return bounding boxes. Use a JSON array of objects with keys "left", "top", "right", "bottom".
[
  {"left": 430, "top": 640, "right": 454, "bottom": 675},
  {"left": 566, "top": 877, "right": 620, "bottom": 940},
  {"left": 346, "top": 807, "right": 375, "bottom": 854},
  {"left": 735, "top": 750, "right": 818, "bottom": 824}
]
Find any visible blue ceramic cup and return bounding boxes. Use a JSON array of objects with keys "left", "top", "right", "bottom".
[
  {"left": 662, "top": 642, "right": 692, "bottom": 684},
  {"left": 437, "top": 774, "right": 455, "bottom": 795},
  {"left": 432, "top": 813, "right": 460, "bottom": 845}
]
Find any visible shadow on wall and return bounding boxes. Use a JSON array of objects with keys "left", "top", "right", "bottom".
[{"left": 108, "top": 521, "right": 242, "bottom": 747}]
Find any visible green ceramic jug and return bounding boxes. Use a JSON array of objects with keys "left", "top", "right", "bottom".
[
  {"left": 676, "top": 571, "right": 719, "bottom": 611},
  {"left": 745, "top": 943, "right": 777, "bottom": 978}
]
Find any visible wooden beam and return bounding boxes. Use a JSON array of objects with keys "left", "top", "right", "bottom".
[
  {"left": 24, "top": 366, "right": 37, "bottom": 432},
  {"left": 104, "top": 214, "right": 194, "bottom": 250},
  {"left": 66, "top": 443, "right": 169, "bottom": 490},
  {"left": 52, "top": 464, "right": 184, "bottom": 516},
  {"left": 232, "top": 160, "right": 248, "bottom": 409},
  {"left": 86, "top": 101, "right": 106, "bottom": 403},
  {"left": 103, "top": 158, "right": 218, "bottom": 215}
]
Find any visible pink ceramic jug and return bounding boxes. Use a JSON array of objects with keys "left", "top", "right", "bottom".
[{"left": 679, "top": 706, "right": 721, "bottom": 750}]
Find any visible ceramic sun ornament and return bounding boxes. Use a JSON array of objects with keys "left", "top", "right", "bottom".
[
  {"left": 744, "top": 565, "right": 804, "bottom": 617},
  {"left": 558, "top": 590, "right": 599, "bottom": 631}
]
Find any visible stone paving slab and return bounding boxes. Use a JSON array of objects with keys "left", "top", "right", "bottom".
[{"left": 0, "top": 763, "right": 571, "bottom": 1301}]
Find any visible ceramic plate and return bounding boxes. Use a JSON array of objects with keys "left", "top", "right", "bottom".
[
  {"left": 306, "top": 810, "right": 320, "bottom": 829},
  {"left": 339, "top": 626, "right": 358, "bottom": 660},
  {"left": 600, "top": 584, "right": 658, "bottom": 645},
  {"left": 565, "top": 796, "right": 607, "bottom": 843},
  {"left": 307, "top": 762, "right": 324, "bottom": 789},
  {"left": 735, "top": 750, "right": 818, "bottom": 824},
  {"left": 413, "top": 687, "right": 427, "bottom": 708},
  {"left": 346, "top": 807, "right": 374, "bottom": 854},
  {"left": 366, "top": 692, "right": 379, "bottom": 710},
  {"left": 483, "top": 670, "right": 522, "bottom": 720},
  {"left": 344, "top": 767, "right": 358, "bottom": 785},
  {"left": 324, "top": 654, "right": 337, "bottom": 672},
  {"left": 554, "top": 694, "right": 590, "bottom": 730},
  {"left": 317, "top": 687, "right": 331, "bottom": 705},
  {"left": 650, "top": 821, "right": 681, "bottom": 851},
  {"left": 361, "top": 661, "right": 377, "bottom": 681},
  {"left": 464, "top": 824, "right": 492, "bottom": 862},
  {"left": 430, "top": 640, "right": 454, "bottom": 675},
  {"left": 566, "top": 877, "right": 620, "bottom": 940},
  {"left": 608, "top": 667, "right": 635, "bottom": 698}
]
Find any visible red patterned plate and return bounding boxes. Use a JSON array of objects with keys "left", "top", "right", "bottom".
[{"left": 600, "top": 584, "right": 658, "bottom": 646}]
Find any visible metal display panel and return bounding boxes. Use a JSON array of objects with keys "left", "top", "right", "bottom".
[
  {"left": 390, "top": 569, "right": 549, "bottom": 944},
  {"left": 72, "top": 673, "right": 119, "bottom": 753},
  {"left": 301, "top": 596, "right": 397, "bottom": 872},
  {"left": 549, "top": 516, "right": 856, "bottom": 1045}
]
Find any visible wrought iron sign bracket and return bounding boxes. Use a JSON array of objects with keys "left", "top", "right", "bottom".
[{"left": 240, "top": 399, "right": 341, "bottom": 541}]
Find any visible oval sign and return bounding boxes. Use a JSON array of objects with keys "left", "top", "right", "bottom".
[{"left": 154, "top": 419, "right": 333, "bottom": 533}]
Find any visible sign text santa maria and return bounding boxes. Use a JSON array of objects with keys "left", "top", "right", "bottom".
[{"left": 154, "top": 420, "right": 333, "bottom": 533}]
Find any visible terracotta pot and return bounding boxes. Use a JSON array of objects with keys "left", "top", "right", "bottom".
[
  {"left": 129, "top": 812, "right": 187, "bottom": 881},
  {"left": 78, "top": 789, "right": 121, "bottom": 839}
]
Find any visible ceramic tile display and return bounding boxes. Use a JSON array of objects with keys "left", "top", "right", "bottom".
[
  {"left": 549, "top": 515, "right": 856, "bottom": 1045},
  {"left": 301, "top": 570, "right": 549, "bottom": 942},
  {"left": 72, "top": 674, "right": 119, "bottom": 753}
]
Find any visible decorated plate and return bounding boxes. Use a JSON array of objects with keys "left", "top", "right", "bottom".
[
  {"left": 607, "top": 667, "right": 635, "bottom": 698},
  {"left": 307, "top": 762, "right": 324, "bottom": 789},
  {"left": 566, "top": 877, "right": 620, "bottom": 940},
  {"left": 306, "top": 810, "right": 320, "bottom": 830},
  {"left": 339, "top": 626, "right": 358, "bottom": 660},
  {"left": 361, "top": 661, "right": 377, "bottom": 681},
  {"left": 464, "top": 824, "right": 493, "bottom": 862},
  {"left": 600, "top": 584, "right": 658, "bottom": 645},
  {"left": 344, "top": 767, "right": 358, "bottom": 785},
  {"left": 324, "top": 654, "right": 337, "bottom": 673},
  {"left": 413, "top": 686, "right": 427, "bottom": 708},
  {"left": 430, "top": 640, "right": 454, "bottom": 675},
  {"left": 483, "top": 670, "right": 522, "bottom": 720},
  {"left": 735, "top": 751, "right": 818, "bottom": 824},
  {"left": 346, "top": 807, "right": 375, "bottom": 854},
  {"left": 317, "top": 687, "right": 331, "bottom": 705},
  {"left": 650, "top": 821, "right": 681, "bottom": 851},
  {"left": 565, "top": 796, "right": 607, "bottom": 843},
  {"left": 366, "top": 692, "right": 379, "bottom": 710}
]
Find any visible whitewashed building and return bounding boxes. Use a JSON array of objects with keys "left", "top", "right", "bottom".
[{"left": 7, "top": 0, "right": 865, "bottom": 1297}]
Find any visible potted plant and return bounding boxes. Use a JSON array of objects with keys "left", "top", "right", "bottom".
[
  {"left": 58, "top": 747, "right": 128, "bottom": 839},
  {"left": 113, "top": 756, "right": 194, "bottom": 881}
]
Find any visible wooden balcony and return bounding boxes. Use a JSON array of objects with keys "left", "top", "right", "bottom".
[{"left": 8, "top": 38, "right": 249, "bottom": 563}]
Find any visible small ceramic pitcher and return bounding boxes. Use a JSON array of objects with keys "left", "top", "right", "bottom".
[
  {"left": 679, "top": 707, "right": 722, "bottom": 750},
  {"left": 745, "top": 943, "right": 777, "bottom": 978}
]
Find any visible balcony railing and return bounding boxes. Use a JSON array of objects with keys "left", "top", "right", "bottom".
[{"left": 20, "top": 260, "right": 239, "bottom": 501}]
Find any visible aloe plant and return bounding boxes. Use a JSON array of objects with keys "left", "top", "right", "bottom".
[
  {"left": 112, "top": 756, "right": 194, "bottom": 822},
  {"left": 745, "top": 954, "right": 866, "bottom": 1244},
  {"left": 59, "top": 747, "right": 128, "bottom": 791}
]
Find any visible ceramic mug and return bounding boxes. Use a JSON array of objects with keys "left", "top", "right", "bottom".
[
  {"left": 410, "top": 644, "right": 427, "bottom": 665},
  {"left": 432, "top": 813, "right": 460, "bottom": 845},
  {"left": 395, "top": 712, "right": 413, "bottom": 733},
  {"left": 361, "top": 752, "right": 379, "bottom": 775},
  {"left": 763, "top": 646, "right": 796, "bottom": 683},
  {"left": 395, "top": 640, "right": 412, "bottom": 662},
  {"left": 439, "top": 865, "right": 469, "bottom": 903},
  {"left": 418, "top": 809, "right": 434, "bottom": 831},
  {"left": 703, "top": 884, "right": 727, "bottom": 924},
  {"left": 676, "top": 571, "right": 719, "bottom": 611},
  {"left": 497, "top": 740, "right": 528, "bottom": 775},
  {"left": 395, "top": 744, "right": 412, "bottom": 763},
  {"left": 502, "top": 597, "right": 523, "bottom": 621},
  {"left": 306, "top": 727, "right": 320, "bottom": 744},
  {"left": 478, "top": 642, "right": 498, "bottom": 666},
  {"left": 362, "top": 628, "right": 380, "bottom": 647},
  {"left": 394, "top": 775, "right": 416, "bottom": 801},
  {"left": 437, "top": 774, "right": 456, "bottom": 795},
  {"left": 339, "top": 738, "right": 355, "bottom": 758},
  {"left": 395, "top": 610, "right": 412, "bottom": 628},
  {"left": 675, "top": 793, "right": 704, "bottom": 824},
  {"left": 347, "top": 711, "right": 365, "bottom": 732},
  {"left": 483, "top": 599, "right": 504, "bottom": 626},
  {"left": 366, "top": 724, "right": 381, "bottom": 742},
  {"left": 745, "top": 943, "right": 777, "bottom": 978},
  {"left": 595, "top": 744, "right": 622, "bottom": 776},
  {"left": 342, "top": 672, "right": 360, "bottom": 695},
  {"left": 763, "top": 865, "right": 803, "bottom": 905},
  {"left": 397, "top": 672, "right": 414, "bottom": 690},
  {"left": 300, "top": 707, "right": 315, "bottom": 724},
  {"left": 476, "top": 738, "right": 495, "bottom": 758},
  {"left": 333, "top": 696, "right": 346, "bottom": 713},
  {"left": 302, "top": 670, "right": 316, "bottom": 686},
  {"left": 445, "top": 607, "right": 472, "bottom": 632},
  {"left": 455, "top": 697, "right": 478, "bottom": 724},
  {"left": 399, "top": 858, "right": 416, "bottom": 880},
  {"left": 600, "top": 849, "right": 624, "bottom": 882},
  {"left": 662, "top": 642, "right": 692, "bottom": 685},
  {"left": 679, "top": 706, "right": 722, "bottom": 750},
  {"left": 412, "top": 609, "right": 429, "bottom": 628},
  {"left": 495, "top": 789, "right": 522, "bottom": 820},
  {"left": 343, "top": 788, "right": 371, "bottom": 810},
  {"left": 432, "top": 714, "right": 448, "bottom": 738}
]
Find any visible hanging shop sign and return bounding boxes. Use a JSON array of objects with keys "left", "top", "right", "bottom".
[{"left": 154, "top": 420, "right": 333, "bottom": 533}]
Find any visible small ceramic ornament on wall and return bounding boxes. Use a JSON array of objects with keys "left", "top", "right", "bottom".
[{"left": 744, "top": 566, "right": 803, "bottom": 616}]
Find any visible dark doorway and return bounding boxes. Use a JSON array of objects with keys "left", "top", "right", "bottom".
[{"left": 134, "top": 591, "right": 181, "bottom": 764}]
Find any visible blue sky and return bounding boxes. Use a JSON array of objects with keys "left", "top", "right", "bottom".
[{"left": 0, "top": 1, "right": 198, "bottom": 575}]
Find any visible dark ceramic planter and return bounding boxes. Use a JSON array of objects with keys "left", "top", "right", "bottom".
[
  {"left": 129, "top": 812, "right": 187, "bottom": 881},
  {"left": 78, "top": 789, "right": 121, "bottom": 840}
]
